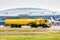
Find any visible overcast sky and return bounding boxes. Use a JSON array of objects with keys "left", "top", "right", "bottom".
[{"left": 0, "top": 0, "right": 60, "bottom": 11}]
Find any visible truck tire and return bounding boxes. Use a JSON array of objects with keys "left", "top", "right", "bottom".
[
  {"left": 14, "top": 24, "right": 18, "bottom": 28},
  {"left": 31, "top": 24, "right": 37, "bottom": 28},
  {"left": 42, "top": 24, "right": 47, "bottom": 28},
  {"left": 18, "top": 25, "right": 21, "bottom": 28},
  {"left": 10, "top": 24, "right": 15, "bottom": 28}
]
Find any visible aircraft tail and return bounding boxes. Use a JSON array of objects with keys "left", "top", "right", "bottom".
[{"left": 50, "top": 17, "right": 55, "bottom": 22}]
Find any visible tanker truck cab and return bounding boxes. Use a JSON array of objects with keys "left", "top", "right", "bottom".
[
  {"left": 35, "top": 18, "right": 52, "bottom": 28},
  {"left": 43, "top": 19, "right": 52, "bottom": 28}
]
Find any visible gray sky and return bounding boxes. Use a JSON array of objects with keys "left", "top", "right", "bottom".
[{"left": 0, "top": 0, "right": 60, "bottom": 11}]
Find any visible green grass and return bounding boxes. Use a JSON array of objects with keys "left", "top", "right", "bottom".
[
  {"left": 0, "top": 33, "right": 60, "bottom": 40},
  {"left": 0, "top": 28, "right": 60, "bottom": 40}
]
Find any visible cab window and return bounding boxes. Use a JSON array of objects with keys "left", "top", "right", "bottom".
[{"left": 45, "top": 20, "right": 48, "bottom": 22}]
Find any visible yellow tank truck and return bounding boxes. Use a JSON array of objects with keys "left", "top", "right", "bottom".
[{"left": 5, "top": 18, "right": 52, "bottom": 28}]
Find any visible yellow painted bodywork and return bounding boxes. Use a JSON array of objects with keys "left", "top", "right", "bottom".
[
  {"left": 5, "top": 19, "right": 35, "bottom": 25},
  {"left": 5, "top": 18, "right": 52, "bottom": 27}
]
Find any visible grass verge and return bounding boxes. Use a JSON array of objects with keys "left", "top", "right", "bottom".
[
  {"left": 0, "top": 33, "right": 60, "bottom": 40},
  {"left": 0, "top": 28, "right": 59, "bottom": 40}
]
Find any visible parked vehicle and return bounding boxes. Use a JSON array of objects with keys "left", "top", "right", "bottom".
[{"left": 5, "top": 18, "right": 52, "bottom": 28}]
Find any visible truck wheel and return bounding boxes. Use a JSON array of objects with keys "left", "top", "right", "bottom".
[
  {"left": 44, "top": 25, "right": 50, "bottom": 28},
  {"left": 42, "top": 24, "right": 47, "bottom": 28},
  {"left": 14, "top": 24, "right": 22, "bottom": 28},
  {"left": 31, "top": 24, "right": 37, "bottom": 28},
  {"left": 19, "top": 25, "right": 21, "bottom": 28},
  {"left": 14, "top": 24, "right": 18, "bottom": 28},
  {"left": 35, "top": 26, "right": 37, "bottom": 28},
  {"left": 10, "top": 24, "right": 15, "bottom": 28}
]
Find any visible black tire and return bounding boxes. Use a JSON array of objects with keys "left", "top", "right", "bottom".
[
  {"left": 10, "top": 24, "right": 15, "bottom": 28},
  {"left": 18, "top": 25, "right": 21, "bottom": 28},
  {"left": 42, "top": 24, "right": 48, "bottom": 28},
  {"left": 31, "top": 24, "right": 37, "bottom": 28},
  {"left": 10, "top": 24, "right": 22, "bottom": 28},
  {"left": 35, "top": 26, "right": 37, "bottom": 28},
  {"left": 14, "top": 24, "right": 18, "bottom": 28}
]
